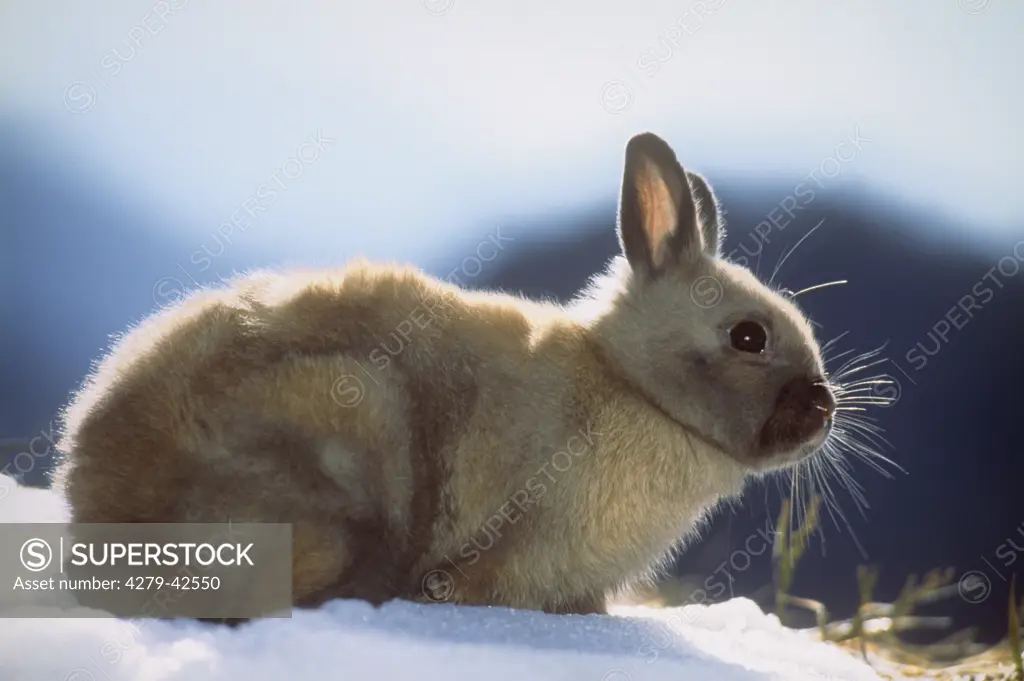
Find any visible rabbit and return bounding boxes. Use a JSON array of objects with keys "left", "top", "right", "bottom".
[{"left": 52, "top": 131, "right": 837, "bottom": 616}]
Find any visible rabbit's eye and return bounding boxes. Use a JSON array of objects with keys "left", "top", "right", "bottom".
[{"left": 729, "top": 321, "right": 767, "bottom": 354}]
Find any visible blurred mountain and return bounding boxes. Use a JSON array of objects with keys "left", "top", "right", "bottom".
[{"left": 0, "top": 118, "right": 269, "bottom": 441}]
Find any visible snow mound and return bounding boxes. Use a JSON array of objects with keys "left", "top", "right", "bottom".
[{"left": 0, "top": 475, "right": 880, "bottom": 680}]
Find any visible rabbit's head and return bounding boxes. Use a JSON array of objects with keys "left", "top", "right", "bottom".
[{"left": 589, "top": 132, "right": 835, "bottom": 472}]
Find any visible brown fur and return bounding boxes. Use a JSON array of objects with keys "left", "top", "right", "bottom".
[{"left": 53, "top": 132, "right": 835, "bottom": 616}]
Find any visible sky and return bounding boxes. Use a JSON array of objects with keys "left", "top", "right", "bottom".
[{"left": 0, "top": 0, "right": 1021, "bottom": 272}]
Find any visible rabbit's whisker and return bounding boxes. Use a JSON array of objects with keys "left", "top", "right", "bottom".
[
  {"left": 790, "top": 280, "right": 848, "bottom": 298},
  {"left": 768, "top": 217, "right": 826, "bottom": 287}
]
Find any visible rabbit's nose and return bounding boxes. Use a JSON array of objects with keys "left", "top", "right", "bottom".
[
  {"left": 758, "top": 376, "right": 837, "bottom": 456},
  {"left": 777, "top": 377, "right": 835, "bottom": 426},
  {"left": 808, "top": 381, "right": 836, "bottom": 423}
]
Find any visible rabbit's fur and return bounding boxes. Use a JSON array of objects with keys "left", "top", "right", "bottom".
[{"left": 53, "top": 132, "right": 835, "bottom": 615}]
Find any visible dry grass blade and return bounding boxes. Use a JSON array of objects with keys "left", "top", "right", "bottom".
[{"left": 1010, "top": 575, "right": 1022, "bottom": 679}]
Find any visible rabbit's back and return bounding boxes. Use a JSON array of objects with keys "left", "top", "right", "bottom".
[{"left": 53, "top": 261, "right": 498, "bottom": 604}]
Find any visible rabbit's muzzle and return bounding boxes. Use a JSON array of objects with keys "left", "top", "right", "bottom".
[{"left": 756, "top": 376, "right": 836, "bottom": 462}]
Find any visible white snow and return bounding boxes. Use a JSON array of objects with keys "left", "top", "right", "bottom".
[{"left": 0, "top": 475, "right": 881, "bottom": 680}]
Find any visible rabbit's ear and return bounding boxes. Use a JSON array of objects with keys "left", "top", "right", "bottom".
[
  {"left": 686, "top": 171, "right": 724, "bottom": 257},
  {"left": 617, "top": 132, "right": 705, "bottom": 279}
]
